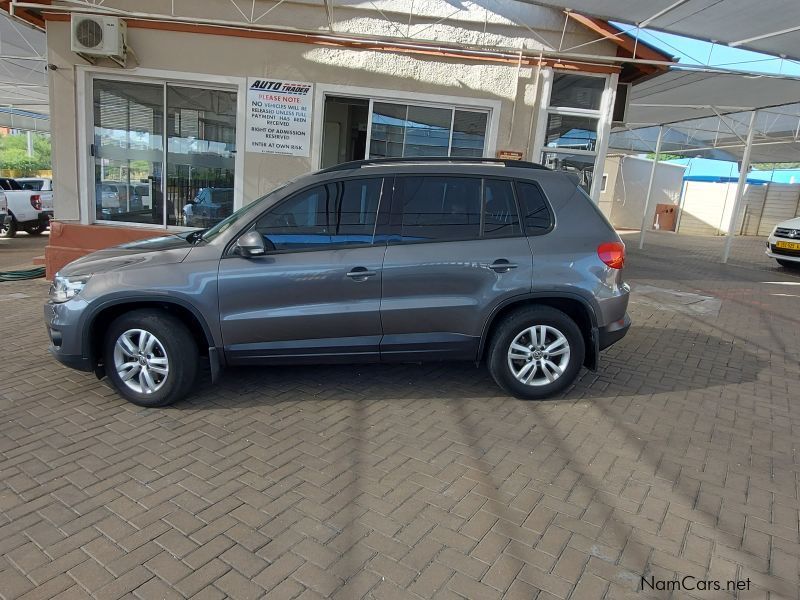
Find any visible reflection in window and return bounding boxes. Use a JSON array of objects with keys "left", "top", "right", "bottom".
[
  {"left": 516, "top": 182, "right": 552, "bottom": 232},
  {"left": 549, "top": 74, "right": 604, "bottom": 110},
  {"left": 545, "top": 114, "right": 598, "bottom": 151},
  {"left": 451, "top": 111, "right": 488, "bottom": 157},
  {"left": 93, "top": 79, "right": 164, "bottom": 225},
  {"left": 398, "top": 176, "right": 481, "bottom": 242},
  {"left": 369, "top": 102, "right": 488, "bottom": 159},
  {"left": 483, "top": 179, "right": 521, "bottom": 238},
  {"left": 541, "top": 151, "right": 594, "bottom": 192},
  {"left": 255, "top": 179, "right": 382, "bottom": 251},
  {"left": 168, "top": 86, "right": 237, "bottom": 228}
]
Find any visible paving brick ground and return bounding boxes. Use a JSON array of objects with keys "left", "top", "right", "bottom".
[{"left": 1, "top": 232, "right": 799, "bottom": 599}]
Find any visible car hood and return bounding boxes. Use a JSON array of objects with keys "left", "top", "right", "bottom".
[
  {"left": 58, "top": 233, "right": 194, "bottom": 277},
  {"left": 777, "top": 216, "right": 800, "bottom": 229}
]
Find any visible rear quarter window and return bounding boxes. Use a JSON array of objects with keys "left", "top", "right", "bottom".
[{"left": 515, "top": 181, "right": 553, "bottom": 234}]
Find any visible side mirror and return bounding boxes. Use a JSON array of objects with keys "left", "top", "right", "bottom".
[{"left": 235, "top": 231, "right": 267, "bottom": 257}]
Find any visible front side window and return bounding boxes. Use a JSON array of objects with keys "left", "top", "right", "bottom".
[
  {"left": 255, "top": 178, "right": 382, "bottom": 251},
  {"left": 398, "top": 176, "right": 482, "bottom": 242}
]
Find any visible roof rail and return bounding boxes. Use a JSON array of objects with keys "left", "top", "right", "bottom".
[{"left": 318, "top": 156, "right": 550, "bottom": 173}]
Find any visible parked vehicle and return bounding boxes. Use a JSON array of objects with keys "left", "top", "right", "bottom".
[
  {"left": 0, "top": 177, "right": 53, "bottom": 237},
  {"left": 17, "top": 177, "right": 53, "bottom": 192},
  {"left": 183, "top": 187, "right": 234, "bottom": 228},
  {"left": 45, "top": 157, "right": 631, "bottom": 407},
  {"left": 766, "top": 217, "right": 800, "bottom": 268},
  {"left": 0, "top": 190, "right": 8, "bottom": 232}
]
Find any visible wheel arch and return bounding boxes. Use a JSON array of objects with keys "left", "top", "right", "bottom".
[
  {"left": 83, "top": 296, "right": 218, "bottom": 369},
  {"left": 477, "top": 293, "right": 599, "bottom": 370}
]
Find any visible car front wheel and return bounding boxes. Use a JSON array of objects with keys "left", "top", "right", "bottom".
[
  {"left": 488, "top": 307, "right": 585, "bottom": 400},
  {"left": 103, "top": 309, "right": 198, "bottom": 407}
]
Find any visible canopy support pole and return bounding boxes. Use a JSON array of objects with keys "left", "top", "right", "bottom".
[
  {"left": 638, "top": 125, "right": 663, "bottom": 250},
  {"left": 722, "top": 110, "right": 757, "bottom": 263}
]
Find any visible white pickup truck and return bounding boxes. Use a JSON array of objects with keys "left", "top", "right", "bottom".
[{"left": 0, "top": 176, "right": 53, "bottom": 238}]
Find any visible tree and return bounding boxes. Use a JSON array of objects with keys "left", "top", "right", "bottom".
[{"left": 0, "top": 132, "right": 51, "bottom": 175}]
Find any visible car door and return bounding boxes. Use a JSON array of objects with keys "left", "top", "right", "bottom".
[
  {"left": 218, "top": 177, "right": 388, "bottom": 364},
  {"left": 380, "top": 175, "right": 533, "bottom": 361}
]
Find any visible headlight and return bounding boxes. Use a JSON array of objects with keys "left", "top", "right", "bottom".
[{"left": 49, "top": 274, "right": 91, "bottom": 303}]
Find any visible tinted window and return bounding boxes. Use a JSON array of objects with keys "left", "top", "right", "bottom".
[
  {"left": 398, "top": 176, "right": 481, "bottom": 242},
  {"left": 483, "top": 179, "right": 521, "bottom": 238},
  {"left": 516, "top": 181, "right": 552, "bottom": 233},
  {"left": 255, "top": 178, "right": 382, "bottom": 251},
  {"left": 0, "top": 178, "right": 22, "bottom": 191},
  {"left": 19, "top": 180, "right": 44, "bottom": 191}
]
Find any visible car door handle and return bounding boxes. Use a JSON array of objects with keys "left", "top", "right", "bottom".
[
  {"left": 488, "top": 259, "right": 518, "bottom": 273},
  {"left": 346, "top": 267, "right": 378, "bottom": 280}
]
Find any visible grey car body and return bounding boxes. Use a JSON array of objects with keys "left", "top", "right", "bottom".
[{"left": 45, "top": 159, "right": 630, "bottom": 405}]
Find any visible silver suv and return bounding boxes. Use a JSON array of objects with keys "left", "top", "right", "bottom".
[{"left": 45, "top": 158, "right": 630, "bottom": 407}]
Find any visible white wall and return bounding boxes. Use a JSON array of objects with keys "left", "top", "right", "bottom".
[{"left": 605, "top": 156, "right": 685, "bottom": 230}]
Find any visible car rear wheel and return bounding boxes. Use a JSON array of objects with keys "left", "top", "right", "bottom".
[
  {"left": 104, "top": 309, "right": 198, "bottom": 407},
  {"left": 23, "top": 223, "right": 45, "bottom": 236},
  {"left": 776, "top": 259, "right": 800, "bottom": 269},
  {"left": 488, "top": 307, "right": 584, "bottom": 400},
  {"left": 0, "top": 217, "right": 17, "bottom": 238}
]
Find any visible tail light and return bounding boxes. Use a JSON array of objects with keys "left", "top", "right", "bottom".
[
  {"left": 30, "top": 195, "right": 42, "bottom": 210},
  {"left": 598, "top": 241, "right": 625, "bottom": 269}
]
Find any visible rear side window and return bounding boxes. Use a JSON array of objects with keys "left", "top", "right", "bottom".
[
  {"left": 397, "top": 176, "right": 481, "bottom": 242},
  {"left": 483, "top": 179, "right": 521, "bottom": 238},
  {"left": 516, "top": 181, "right": 553, "bottom": 233}
]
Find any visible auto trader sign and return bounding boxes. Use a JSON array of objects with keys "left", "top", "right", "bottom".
[{"left": 246, "top": 78, "right": 313, "bottom": 156}]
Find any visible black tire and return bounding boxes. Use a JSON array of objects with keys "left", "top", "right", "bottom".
[
  {"left": 776, "top": 259, "right": 800, "bottom": 269},
  {"left": 487, "top": 306, "right": 585, "bottom": 400},
  {"left": 103, "top": 309, "right": 198, "bottom": 407},
  {"left": 22, "top": 224, "right": 44, "bottom": 236},
  {"left": 0, "top": 217, "right": 17, "bottom": 238}
]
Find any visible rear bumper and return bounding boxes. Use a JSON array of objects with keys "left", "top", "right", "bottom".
[{"left": 598, "top": 313, "right": 631, "bottom": 350}]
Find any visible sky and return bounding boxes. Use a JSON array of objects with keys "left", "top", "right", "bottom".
[{"left": 610, "top": 22, "right": 800, "bottom": 77}]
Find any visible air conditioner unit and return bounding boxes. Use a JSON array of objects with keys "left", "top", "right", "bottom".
[{"left": 71, "top": 15, "right": 127, "bottom": 66}]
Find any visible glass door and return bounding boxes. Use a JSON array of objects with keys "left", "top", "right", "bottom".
[
  {"left": 92, "top": 78, "right": 238, "bottom": 228},
  {"left": 167, "top": 86, "right": 237, "bottom": 228},
  {"left": 93, "top": 79, "right": 164, "bottom": 225}
]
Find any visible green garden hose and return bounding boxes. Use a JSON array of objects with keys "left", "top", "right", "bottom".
[{"left": 0, "top": 266, "right": 45, "bottom": 282}]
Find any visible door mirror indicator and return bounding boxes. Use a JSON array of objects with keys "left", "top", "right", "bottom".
[{"left": 235, "top": 231, "right": 267, "bottom": 257}]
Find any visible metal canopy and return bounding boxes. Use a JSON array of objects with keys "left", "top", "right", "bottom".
[
  {"left": 611, "top": 70, "right": 800, "bottom": 163},
  {"left": 0, "top": 11, "right": 47, "bottom": 130},
  {"left": 522, "top": 0, "right": 800, "bottom": 61}
]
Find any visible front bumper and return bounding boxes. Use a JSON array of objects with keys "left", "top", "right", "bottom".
[
  {"left": 2, "top": 214, "right": 10, "bottom": 227},
  {"left": 44, "top": 300, "right": 93, "bottom": 372},
  {"left": 598, "top": 312, "right": 631, "bottom": 350},
  {"left": 765, "top": 239, "right": 800, "bottom": 262}
]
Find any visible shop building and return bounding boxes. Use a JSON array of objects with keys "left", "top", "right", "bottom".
[{"left": 8, "top": 1, "right": 669, "bottom": 275}]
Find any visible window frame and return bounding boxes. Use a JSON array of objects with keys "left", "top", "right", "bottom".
[
  {"left": 224, "top": 175, "right": 390, "bottom": 256},
  {"left": 77, "top": 67, "right": 246, "bottom": 230},
  {"left": 387, "top": 174, "right": 531, "bottom": 246},
  {"left": 531, "top": 69, "right": 618, "bottom": 203},
  {"left": 312, "top": 83, "right": 501, "bottom": 169}
]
